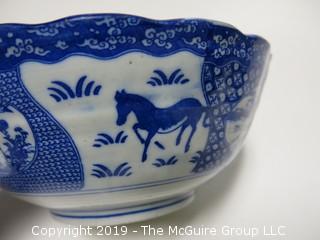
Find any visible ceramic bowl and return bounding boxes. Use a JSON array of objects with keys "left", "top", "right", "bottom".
[{"left": 0, "top": 14, "right": 270, "bottom": 225}]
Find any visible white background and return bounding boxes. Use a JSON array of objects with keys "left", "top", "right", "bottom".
[{"left": 0, "top": 0, "right": 319, "bottom": 239}]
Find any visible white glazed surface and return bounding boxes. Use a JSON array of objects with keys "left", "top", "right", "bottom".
[
  {"left": 12, "top": 51, "right": 250, "bottom": 211},
  {"left": 0, "top": 12, "right": 270, "bottom": 225},
  {"left": 1, "top": 0, "right": 319, "bottom": 239},
  {"left": 20, "top": 52, "right": 208, "bottom": 192}
]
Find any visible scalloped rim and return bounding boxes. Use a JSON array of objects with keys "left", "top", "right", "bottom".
[{"left": 0, "top": 13, "right": 270, "bottom": 46}]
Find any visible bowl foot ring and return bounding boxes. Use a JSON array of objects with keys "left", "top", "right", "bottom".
[{"left": 51, "top": 192, "right": 194, "bottom": 226}]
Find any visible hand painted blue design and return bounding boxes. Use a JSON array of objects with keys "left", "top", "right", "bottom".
[
  {"left": 0, "top": 14, "right": 270, "bottom": 193},
  {"left": 0, "top": 118, "right": 35, "bottom": 172},
  {"left": 191, "top": 56, "right": 268, "bottom": 173},
  {"left": 153, "top": 156, "right": 178, "bottom": 167},
  {"left": 0, "top": 105, "right": 13, "bottom": 113},
  {"left": 93, "top": 131, "right": 128, "bottom": 148},
  {"left": 5, "top": 38, "right": 50, "bottom": 58},
  {"left": 48, "top": 75, "right": 102, "bottom": 102},
  {"left": 0, "top": 70, "right": 84, "bottom": 193},
  {"left": 224, "top": 108, "right": 250, "bottom": 122},
  {"left": 91, "top": 162, "right": 132, "bottom": 178},
  {"left": 189, "top": 151, "right": 205, "bottom": 167},
  {"left": 115, "top": 90, "right": 210, "bottom": 162},
  {"left": 147, "top": 69, "right": 190, "bottom": 87},
  {"left": 154, "top": 141, "right": 165, "bottom": 150},
  {"left": 0, "top": 14, "right": 269, "bottom": 71}
]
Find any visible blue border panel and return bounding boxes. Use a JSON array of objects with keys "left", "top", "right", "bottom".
[
  {"left": 0, "top": 14, "right": 269, "bottom": 70},
  {"left": 0, "top": 69, "right": 84, "bottom": 192}
]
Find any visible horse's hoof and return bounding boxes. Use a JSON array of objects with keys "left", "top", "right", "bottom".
[{"left": 185, "top": 145, "right": 190, "bottom": 152}]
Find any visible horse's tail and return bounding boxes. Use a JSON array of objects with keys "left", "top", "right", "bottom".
[{"left": 202, "top": 107, "right": 211, "bottom": 128}]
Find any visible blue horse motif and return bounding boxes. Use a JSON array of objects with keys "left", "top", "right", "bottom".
[{"left": 115, "top": 90, "right": 210, "bottom": 162}]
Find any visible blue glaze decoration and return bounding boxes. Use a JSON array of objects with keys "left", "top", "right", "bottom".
[
  {"left": 0, "top": 14, "right": 268, "bottom": 70},
  {"left": 48, "top": 75, "right": 101, "bottom": 102},
  {"left": 115, "top": 90, "right": 210, "bottom": 162},
  {"left": 147, "top": 69, "right": 190, "bottom": 86},
  {"left": 154, "top": 141, "right": 165, "bottom": 150},
  {"left": 0, "top": 14, "right": 270, "bottom": 193},
  {"left": 0, "top": 71, "right": 84, "bottom": 192},
  {"left": 51, "top": 193, "right": 191, "bottom": 219},
  {"left": 91, "top": 162, "right": 132, "bottom": 178},
  {"left": 153, "top": 156, "right": 178, "bottom": 167},
  {"left": 0, "top": 117, "right": 35, "bottom": 173},
  {"left": 93, "top": 131, "right": 128, "bottom": 148}
]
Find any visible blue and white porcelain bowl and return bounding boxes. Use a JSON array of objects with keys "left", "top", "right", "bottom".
[{"left": 0, "top": 14, "right": 270, "bottom": 225}]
